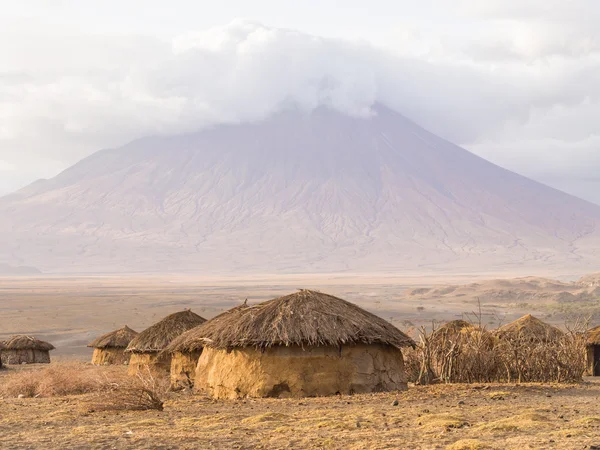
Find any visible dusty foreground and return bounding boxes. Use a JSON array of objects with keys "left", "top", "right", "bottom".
[{"left": 1, "top": 373, "right": 600, "bottom": 449}]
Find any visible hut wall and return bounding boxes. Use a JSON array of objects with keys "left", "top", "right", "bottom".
[
  {"left": 195, "top": 343, "right": 407, "bottom": 399},
  {"left": 91, "top": 348, "right": 130, "bottom": 366},
  {"left": 170, "top": 350, "right": 203, "bottom": 389},
  {"left": 587, "top": 345, "right": 600, "bottom": 376},
  {"left": 127, "top": 352, "right": 171, "bottom": 375},
  {"left": 0, "top": 349, "right": 50, "bottom": 365}
]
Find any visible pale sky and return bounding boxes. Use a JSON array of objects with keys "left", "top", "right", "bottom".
[{"left": 1, "top": 0, "right": 599, "bottom": 203}]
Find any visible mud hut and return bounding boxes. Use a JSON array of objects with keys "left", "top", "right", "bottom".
[
  {"left": 496, "top": 314, "right": 563, "bottom": 343},
  {"left": 586, "top": 325, "right": 600, "bottom": 376},
  {"left": 194, "top": 290, "right": 415, "bottom": 399},
  {"left": 164, "top": 303, "right": 249, "bottom": 389},
  {"left": 0, "top": 341, "right": 5, "bottom": 369},
  {"left": 88, "top": 326, "right": 138, "bottom": 365},
  {"left": 0, "top": 335, "right": 55, "bottom": 365},
  {"left": 125, "top": 310, "right": 206, "bottom": 375}
]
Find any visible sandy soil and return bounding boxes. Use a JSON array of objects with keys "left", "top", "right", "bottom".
[
  {"left": 1, "top": 273, "right": 598, "bottom": 359},
  {"left": 1, "top": 365, "right": 599, "bottom": 449}
]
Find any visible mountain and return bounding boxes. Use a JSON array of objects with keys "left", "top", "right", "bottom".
[
  {"left": 1, "top": 104, "right": 600, "bottom": 274},
  {"left": 0, "top": 263, "right": 41, "bottom": 276}
]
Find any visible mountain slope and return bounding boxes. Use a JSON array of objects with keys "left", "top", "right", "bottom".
[{"left": 1, "top": 105, "right": 599, "bottom": 274}]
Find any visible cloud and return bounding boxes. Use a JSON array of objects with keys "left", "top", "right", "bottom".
[
  {"left": 0, "top": 16, "right": 599, "bottom": 202},
  {"left": 0, "top": 160, "right": 15, "bottom": 171}
]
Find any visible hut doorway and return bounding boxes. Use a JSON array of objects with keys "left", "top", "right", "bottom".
[{"left": 594, "top": 346, "right": 600, "bottom": 376}]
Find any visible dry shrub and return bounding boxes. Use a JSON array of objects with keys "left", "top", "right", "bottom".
[
  {"left": 402, "top": 346, "right": 422, "bottom": 384},
  {"left": 0, "top": 363, "right": 112, "bottom": 398},
  {"left": 495, "top": 331, "right": 587, "bottom": 383},
  {"left": 0, "top": 363, "right": 168, "bottom": 412},
  {"left": 86, "top": 368, "right": 169, "bottom": 412},
  {"left": 407, "top": 320, "right": 587, "bottom": 384}
]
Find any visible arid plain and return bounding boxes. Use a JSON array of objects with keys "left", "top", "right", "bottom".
[
  {"left": 2, "top": 273, "right": 600, "bottom": 449},
  {"left": 1, "top": 272, "right": 599, "bottom": 358}
]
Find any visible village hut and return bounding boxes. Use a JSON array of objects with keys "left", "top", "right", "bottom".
[
  {"left": 163, "top": 303, "right": 249, "bottom": 389},
  {"left": 0, "top": 341, "right": 5, "bottom": 369},
  {"left": 88, "top": 326, "right": 138, "bottom": 365},
  {"left": 431, "top": 320, "right": 473, "bottom": 343},
  {"left": 125, "top": 310, "right": 206, "bottom": 375},
  {"left": 0, "top": 335, "right": 55, "bottom": 365},
  {"left": 193, "top": 289, "right": 415, "bottom": 399},
  {"left": 586, "top": 325, "right": 600, "bottom": 376},
  {"left": 496, "top": 314, "right": 563, "bottom": 343},
  {"left": 429, "top": 320, "right": 495, "bottom": 383}
]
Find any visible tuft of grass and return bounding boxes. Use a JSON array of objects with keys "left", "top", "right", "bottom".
[
  {"left": 575, "top": 416, "right": 600, "bottom": 426},
  {"left": 417, "top": 413, "right": 469, "bottom": 430},
  {"left": 478, "top": 412, "right": 550, "bottom": 432},
  {"left": 446, "top": 439, "right": 490, "bottom": 450},
  {"left": 488, "top": 391, "right": 511, "bottom": 400},
  {"left": 241, "top": 412, "right": 290, "bottom": 424}
]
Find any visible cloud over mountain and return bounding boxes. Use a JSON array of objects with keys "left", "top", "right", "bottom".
[{"left": 1, "top": 6, "right": 599, "bottom": 201}]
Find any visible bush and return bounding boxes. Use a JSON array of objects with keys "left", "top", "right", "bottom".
[
  {"left": 0, "top": 363, "right": 110, "bottom": 398},
  {"left": 0, "top": 363, "right": 169, "bottom": 412},
  {"left": 405, "top": 321, "right": 587, "bottom": 384},
  {"left": 86, "top": 369, "right": 169, "bottom": 412}
]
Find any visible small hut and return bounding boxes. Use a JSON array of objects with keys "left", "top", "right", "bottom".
[
  {"left": 586, "top": 325, "right": 600, "bottom": 376},
  {"left": 125, "top": 310, "right": 206, "bottom": 375},
  {"left": 0, "top": 335, "right": 55, "bottom": 364},
  {"left": 496, "top": 314, "right": 563, "bottom": 343},
  {"left": 429, "top": 320, "right": 495, "bottom": 383},
  {"left": 0, "top": 341, "right": 5, "bottom": 369},
  {"left": 164, "top": 303, "right": 249, "bottom": 389},
  {"left": 88, "top": 326, "right": 138, "bottom": 365},
  {"left": 194, "top": 289, "right": 415, "bottom": 399}
]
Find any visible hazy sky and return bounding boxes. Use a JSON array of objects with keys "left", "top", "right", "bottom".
[{"left": 1, "top": 1, "right": 599, "bottom": 203}]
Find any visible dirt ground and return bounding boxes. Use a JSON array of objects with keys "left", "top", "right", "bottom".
[{"left": 1, "top": 364, "right": 600, "bottom": 449}]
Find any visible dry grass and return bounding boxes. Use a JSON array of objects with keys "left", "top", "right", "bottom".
[
  {"left": 446, "top": 440, "right": 490, "bottom": 450},
  {"left": 85, "top": 369, "right": 169, "bottom": 412},
  {"left": 0, "top": 363, "right": 112, "bottom": 398},
  {"left": 0, "top": 363, "right": 169, "bottom": 413},
  {"left": 1, "top": 370, "right": 599, "bottom": 449}
]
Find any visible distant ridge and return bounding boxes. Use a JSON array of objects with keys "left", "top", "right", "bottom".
[
  {"left": 1, "top": 104, "right": 599, "bottom": 274},
  {"left": 0, "top": 264, "right": 42, "bottom": 275}
]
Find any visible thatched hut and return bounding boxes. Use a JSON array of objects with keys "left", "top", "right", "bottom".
[
  {"left": 0, "top": 335, "right": 55, "bottom": 364},
  {"left": 164, "top": 303, "right": 249, "bottom": 389},
  {"left": 428, "top": 320, "right": 496, "bottom": 383},
  {"left": 586, "top": 325, "right": 600, "bottom": 376},
  {"left": 496, "top": 314, "right": 563, "bottom": 343},
  {"left": 0, "top": 341, "right": 5, "bottom": 369},
  {"left": 431, "top": 320, "right": 473, "bottom": 342},
  {"left": 125, "top": 310, "right": 206, "bottom": 375},
  {"left": 88, "top": 326, "right": 138, "bottom": 365},
  {"left": 194, "top": 290, "right": 415, "bottom": 399}
]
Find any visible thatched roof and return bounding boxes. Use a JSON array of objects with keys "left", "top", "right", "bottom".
[
  {"left": 126, "top": 310, "right": 206, "bottom": 353},
  {"left": 2, "top": 335, "right": 55, "bottom": 351},
  {"left": 496, "top": 314, "right": 563, "bottom": 342},
  {"left": 430, "top": 320, "right": 475, "bottom": 342},
  {"left": 88, "top": 326, "right": 138, "bottom": 349},
  {"left": 187, "top": 290, "right": 415, "bottom": 350},
  {"left": 432, "top": 320, "right": 472, "bottom": 336},
  {"left": 164, "top": 303, "right": 250, "bottom": 354},
  {"left": 0, "top": 341, "right": 6, "bottom": 350},
  {"left": 586, "top": 325, "right": 600, "bottom": 346}
]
